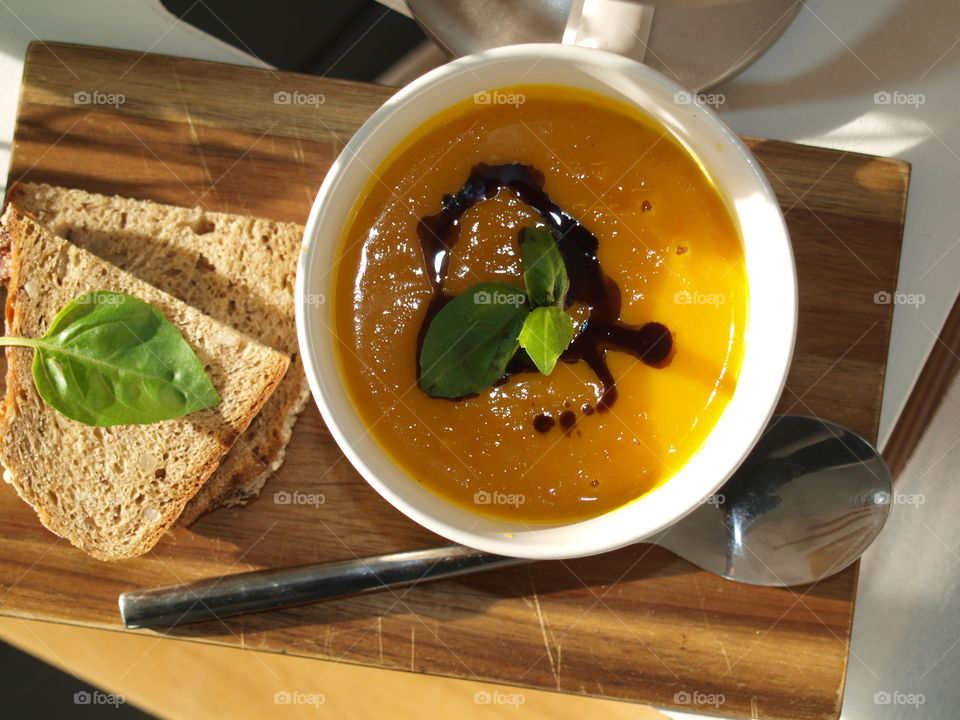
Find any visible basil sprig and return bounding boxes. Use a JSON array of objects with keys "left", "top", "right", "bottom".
[
  {"left": 518, "top": 305, "right": 575, "bottom": 376},
  {"left": 521, "top": 225, "right": 569, "bottom": 306},
  {"left": 0, "top": 291, "right": 221, "bottom": 426},
  {"left": 419, "top": 282, "right": 530, "bottom": 399},
  {"left": 418, "top": 227, "right": 577, "bottom": 398}
]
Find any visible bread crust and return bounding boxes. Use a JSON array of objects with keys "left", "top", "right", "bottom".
[{"left": 0, "top": 228, "right": 11, "bottom": 284}]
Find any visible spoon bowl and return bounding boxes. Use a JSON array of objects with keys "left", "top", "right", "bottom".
[{"left": 652, "top": 414, "right": 892, "bottom": 586}]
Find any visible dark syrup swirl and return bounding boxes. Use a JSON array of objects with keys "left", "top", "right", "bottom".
[{"left": 416, "top": 163, "right": 672, "bottom": 412}]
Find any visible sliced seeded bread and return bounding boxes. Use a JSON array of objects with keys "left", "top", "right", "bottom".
[
  {"left": 0, "top": 205, "right": 289, "bottom": 560},
  {"left": 7, "top": 183, "right": 309, "bottom": 524}
]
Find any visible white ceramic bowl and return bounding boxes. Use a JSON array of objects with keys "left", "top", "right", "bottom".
[{"left": 296, "top": 43, "right": 796, "bottom": 560}]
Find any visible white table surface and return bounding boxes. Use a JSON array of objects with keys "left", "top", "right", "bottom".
[{"left": 1, "top": 1, "right": 958, "bottom": 718}]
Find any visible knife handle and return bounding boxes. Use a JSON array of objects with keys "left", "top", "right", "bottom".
[{"left": 119, "top": 544, "right": 526, "bottom": 629}]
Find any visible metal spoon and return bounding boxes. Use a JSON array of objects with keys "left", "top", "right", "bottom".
[{"left": 120, "top": 415, "right": 892, "bottom": 629}]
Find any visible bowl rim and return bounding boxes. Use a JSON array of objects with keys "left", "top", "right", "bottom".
[{"left": 296, "top": 42, "right": 797, "bottom": 559}]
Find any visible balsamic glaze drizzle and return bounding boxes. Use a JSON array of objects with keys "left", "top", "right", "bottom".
[{"left": 416, "top": 163, "right": 672, "bottom": 411}]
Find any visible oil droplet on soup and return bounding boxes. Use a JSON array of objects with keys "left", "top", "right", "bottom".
[{"left": 333, "top": 84, "right": 747, "bottom": 523}]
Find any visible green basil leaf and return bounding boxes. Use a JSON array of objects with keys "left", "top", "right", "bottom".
[
  {"left": 518, "top": 305, "right": 576, "bottom": 376},
  {"left": 419, "top": 282, "right": 530, "bottom": 398},
  {"left": 520, "top": 226, "right": 569, "bottom": 307},
  {"left": 1, "top": 291, "right": 221, "bottom": 426}
]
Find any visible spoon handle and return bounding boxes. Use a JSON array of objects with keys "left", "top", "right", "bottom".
[{"left": 119, "top": 545, "right": 524, "bottom": 629}]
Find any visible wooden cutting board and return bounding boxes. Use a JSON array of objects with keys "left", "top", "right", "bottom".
[{"left": 0, "top": 43, "right": 908, "bottom": 720}]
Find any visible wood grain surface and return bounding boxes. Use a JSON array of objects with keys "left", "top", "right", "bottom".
[
  {"left": 0, "top": 43, "right": 909, "bottom": 720},
  {"left": 0, "top": 616, "right": 672, "bottom": 720}
]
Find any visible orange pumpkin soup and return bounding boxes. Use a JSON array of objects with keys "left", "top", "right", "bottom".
[{"left": 332, "top": 84, "right": 746, "bottom": 523}]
